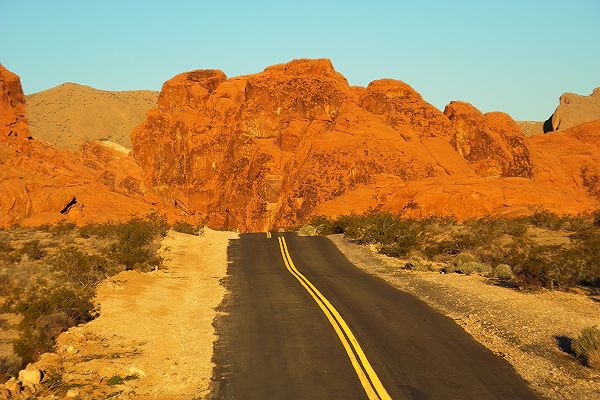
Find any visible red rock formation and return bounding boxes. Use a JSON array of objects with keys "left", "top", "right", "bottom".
[
  {"left": 0, "top": 65, "right": 168, "bottom": 227},
  {"left": 550, "top": 88, "right": 600, "bottom": 131},
  {"left": 444, "top": 101, "right": 532, "bottom": 178},
  {"left": 0, "top": 64, "right": 31, "bottom": 142},
  {"left": 4, "top": 60, "right": 599, "bottom": 230},
  {"left": 134, "top": 58, "right": 600, "bottom": 231}
]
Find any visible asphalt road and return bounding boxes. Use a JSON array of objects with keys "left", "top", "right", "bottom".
[{"left": 210, "top": 232, "right": 540, "bottom": 400}]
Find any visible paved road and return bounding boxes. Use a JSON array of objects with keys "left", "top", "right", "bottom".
[{"left": 210, "top": 233, "right": 540, "bottom": 400}]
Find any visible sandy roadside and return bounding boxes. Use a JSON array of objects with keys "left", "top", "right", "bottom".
[
  {"left": 328, "top": 234, "right": 600, "bottom": 400},
  {"left": 34, "top": 228, "right": 237, "bottom": 399}
]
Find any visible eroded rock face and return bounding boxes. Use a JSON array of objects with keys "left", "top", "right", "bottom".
[
  {"left": 133, "top": 59, "right": 569, "bottom": 231},
  {"left": 360, "top": 79, "right": 454, "bottom": 139},
  {"left": 550, "top": 89, "right": 600, "bottom": 131},
  {"left": 4, "top": 61, "right": 598, "bottom": 230},
  {"left": 0, "top": 65, "right": 165, "bottom": 227},
  {"left": 133, "top": 59, "right": 472, "bottom": 230},
  {"left": 444, "top": 101, "right": 533, "bottom": 178},
  {"left": 0, "top": 64, "right": 31, "bottom": 141}
]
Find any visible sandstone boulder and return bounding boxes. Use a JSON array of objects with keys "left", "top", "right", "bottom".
[
  {"left": 132, "top": 59, "right": 600, "bottom": 230},
  {"left": 444, "top": 101, "right": 532, "bottom": 178},
  {"left": 550, "top": 89, "right": 600, "bottom": 131},
  {"left": 0, "top": 65, "right": 173, "bottom": 227},
  {"left": 18, "top": 364, "right": 42, "bottom": 388}
]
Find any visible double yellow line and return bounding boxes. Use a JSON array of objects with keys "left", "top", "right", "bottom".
[
  {"left": 266, "top": 231, "right": 273, "bottom": 238},
  {"left": 277, "top": 236, "right": 392, "bottom": 400}
]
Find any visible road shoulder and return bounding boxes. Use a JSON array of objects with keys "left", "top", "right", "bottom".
[
  {"left": 328, "top": 234, "right": 600, "bottom": 400},
  {"left": 33, "top": 228, "right": 237, "bottom": 399}
]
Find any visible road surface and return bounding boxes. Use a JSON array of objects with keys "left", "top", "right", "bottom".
[{"left": 210, "top": 232, "right": 540, "bottom": 399}]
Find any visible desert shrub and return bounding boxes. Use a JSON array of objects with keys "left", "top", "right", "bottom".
[
  {"left": 493, "top": 264, "right": 514, "bottom": 280},
  {"left": 85, "top": 216, "right": 168, "bottom": 271},
  {"left": 107, "top": 374, "right": 138, "bottom": 386},
  {"left": 0, "top": 273, "right": 12, "bottom": 295},
  {"left": 455, "top": 253, "right": 477, "bottom": 265},
  {"left": 571, "top": 228, "right": 600, "bottom": 287},
  {"left": 0, "top": 237, "right": 13, "bottom": 254},
  {"left": 52, "top": 247, "right": 119, "bottom": 289},
  {"left": 12, "top": 285, "right": 93, "bottom": 329},
  {"left": 41, "top": 221, "right": 77, "bottom": 236},
  {"left": 504, "top": 219, "right": 528, "bottom": 237},
  {"left": 0, "top": 354, "right": 22, "bottom": 382},
  {"left": 10, "top": 285, "right": 93, "bottom": 363},
  {"left": 16, "top": 240, "right": 46, "bottom": 261},
  {"left": 524, "top": 211, "right": 565, "bottom": 230},
  {"left": 0, "top": 237, "right": 17, "bottom": 264},
  {"left": 172, "top": 221, "right": 203, "bottom": 236},
  {"left": 507, "top": 239, "right": 587, "bottom": 289},
  {"left": 444, "top": 261, "right": 475, "bottom": 275},
  {"left": 572, "top": 326, "right": 600, "bottom": 368}
]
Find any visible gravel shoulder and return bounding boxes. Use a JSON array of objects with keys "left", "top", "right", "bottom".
[
  {"left": 35, "top": 228, "right": 237, "bottom": 399},
  {"left": 328, "top": 234, "right": 600, "bottom": 400}
]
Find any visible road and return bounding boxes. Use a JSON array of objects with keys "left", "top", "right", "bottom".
[{"left": 210, "top": 232, "right": 540, "bottom": 400}]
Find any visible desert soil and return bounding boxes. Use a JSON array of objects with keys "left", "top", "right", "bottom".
[
  {"left": 328, "top": 234, "right": 600, "bottom": 400},
  {"left": 37, "top": 228, "right": 237, "bottom": 399}
]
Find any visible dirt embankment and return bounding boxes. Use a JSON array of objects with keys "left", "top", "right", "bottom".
[
  {"left": 32, "top": 228, "right": 236, "bottom": 399},
  {"left": 329, "top": 234, "right": 600, "bottom": 400}
]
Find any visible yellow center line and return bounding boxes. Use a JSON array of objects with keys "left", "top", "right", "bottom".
[
  {"left": 277, "top": 236, "right": 392, "bottom": 400},
  {"left": 266, "top": 232, "right": 272, "bottom": 238}
]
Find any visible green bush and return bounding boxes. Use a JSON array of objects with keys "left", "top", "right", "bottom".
[
  {"left": 52, "top": 246, "right": 119, "bottom": 289},
  {"left": 0, "top": 273, "right": 12, "bottom": 296},
  {"left": 172, "top": 221, "right": 203, "bottom": 236},
  {"left": 107, "top": 374, "right": 138, "bottom": 386},
  {"left": 81, "top": 216, "right": 168, "bottom": 271},
  {"left": 10, "top": 285, "right": 93, "bottom": 363},
  {"left": 507, "top": 240, "right": 586, "bottom": 289},
  {"left": 0, "top": 354, "right": 22, "bottom": 382},
  {"left": 16, "top": 240, "right": 47, "bottom": 261},
  {"left": 311, "top": 211, "right": 599, "bottom": 290},
  {"left": 41, "top": 221, "right": 77, "bottom": 236},
  {"left": 493, "top": 264, "right": 514, "bottom": 280},
  {"left": 573, "top": 326, "right": 600, "bottom": 368}
]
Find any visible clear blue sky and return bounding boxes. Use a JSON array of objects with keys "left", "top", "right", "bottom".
[{"left": 1, "top": 0, "right": 599, "bottom": 120}]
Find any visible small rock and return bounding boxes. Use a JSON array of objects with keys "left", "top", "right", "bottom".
[
  {"left": 0, "top": 387, "right": 11, "bottom": 400},
  {"left": 66, "top": 345, "right": 78, "bottom": 354},
  {"left": 18, "top": 363, "right": 43, "bottom": 387},
  {"left": 66, "top": 388, "right": 80, "bottom": 398},
  {"left": 129, "top": 366, "right": 146, "bottom": 378},
  {"left": 3, "top": 378, "right": 21, "bottom": 395}
]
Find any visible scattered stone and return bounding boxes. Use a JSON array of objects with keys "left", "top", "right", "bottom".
[
  {"left": 0, "top": 387, "right": 11, "bottom": 400},
  {"left": 66, "top": 388, "right": 80, "bottom": 398},
  {"left": 18, "top": 363, "right": 43, "bottom": 388},
  {"left": 3, "top": 378, "right": 21, "bottom": 396},
  {"left": 128, "top": 366, "right": 146, "bottom": 378}
]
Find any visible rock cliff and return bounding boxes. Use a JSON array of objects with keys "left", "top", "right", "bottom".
[
  {"left": 132, "top": 59, "right": 600, "bottom": 231},
  {"left": 0, "top": 64, "right": 164, "bottom": 226}
]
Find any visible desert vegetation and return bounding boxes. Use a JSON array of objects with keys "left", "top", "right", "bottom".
[
  {"left": 573, "top": 326, "right": 600, "bottom": 369},
  {"left": 0, "top": 214, "right": 172, "bottom": 383},
  {"left": 311, "top": 210, "right": 600, "bottom": 292}
]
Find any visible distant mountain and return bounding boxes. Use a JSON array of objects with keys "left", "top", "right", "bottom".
[
  {"left": 518, "top": 87, "right": 600, "bottom": 136},
  {"left": 26, "top": 83, "right": 158, "bottom": 150}
]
